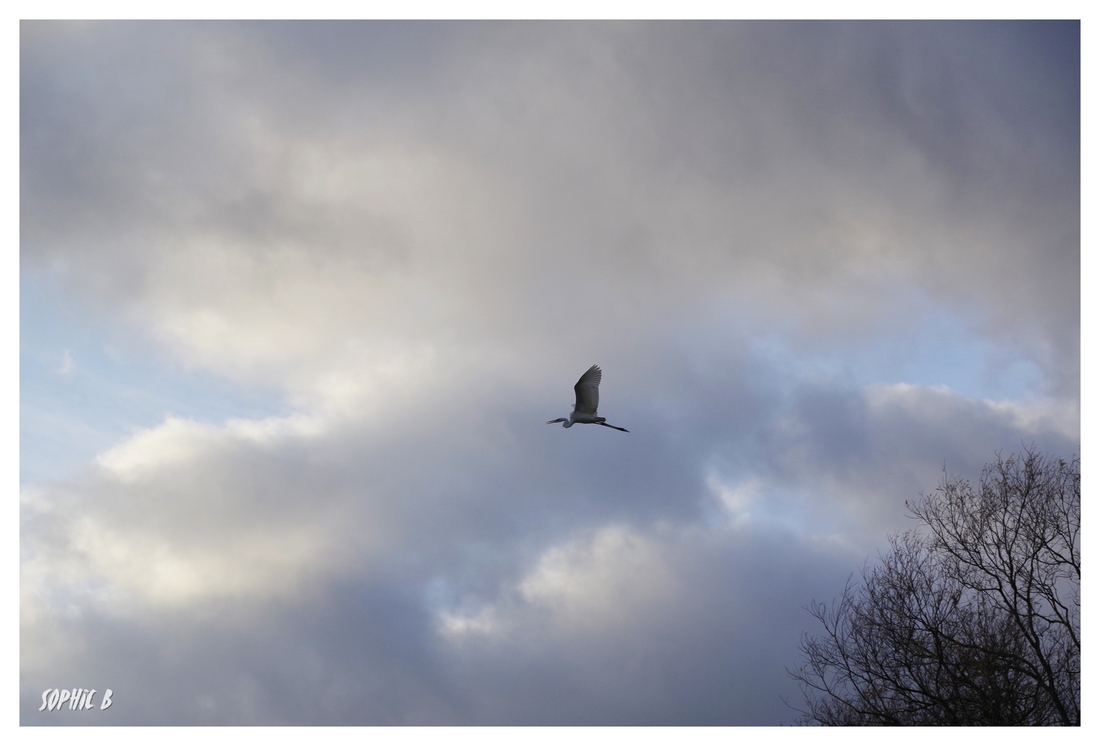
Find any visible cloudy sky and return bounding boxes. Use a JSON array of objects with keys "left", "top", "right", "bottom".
[{"left": 20, "top": 20, "right": 1079, "bottom": 726}]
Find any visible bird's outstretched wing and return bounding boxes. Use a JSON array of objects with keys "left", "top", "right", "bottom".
[{"left": 573, "top": 365, "right": 601, "bottom": 415}]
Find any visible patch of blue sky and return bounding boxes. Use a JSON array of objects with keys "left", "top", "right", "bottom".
[
  {"left": 750, "top": 308, "right": 1044, "bottom": 403},
  {"left": 20, "top": 275, "right": 290, "bottom": 485}
]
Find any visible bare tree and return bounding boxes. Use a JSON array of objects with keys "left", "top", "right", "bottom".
[{"left": 790, "top": 450, "right": 1079, "bottom": 725}]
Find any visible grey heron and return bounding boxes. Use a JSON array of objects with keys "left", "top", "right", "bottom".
[{"left": 546, "top": 365, "right": 629, "bottom": 432}]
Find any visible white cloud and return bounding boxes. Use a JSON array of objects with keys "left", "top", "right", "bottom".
[
  {"left": 23, "top": 412, "right": 363, "bottom": 624},
  {"left": 441, "top": 525, "right": 676, "bottom": 643},
  {"left": 706, "top": 474, "right": 762, "bottom": 526},
  {"left": 57, "top": 349, "right": 74, "bottom": 376}
]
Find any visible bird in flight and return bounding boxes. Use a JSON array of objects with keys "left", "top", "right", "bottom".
[{"left": 546, "top": 365, "right": 629, "bottom": 432}]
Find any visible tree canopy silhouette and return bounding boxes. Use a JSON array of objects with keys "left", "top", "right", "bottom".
[{"left": 790, "top": 450, "right": 1080, "bottom": 725}]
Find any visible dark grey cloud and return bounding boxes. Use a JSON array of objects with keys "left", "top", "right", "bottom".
[{"left": 21, "top": 339, "right": 1075, "bottom": 723}]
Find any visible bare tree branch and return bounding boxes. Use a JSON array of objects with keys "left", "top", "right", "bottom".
[{"left": 789, "top": 450, "right": 1079, "bottom": 725}]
